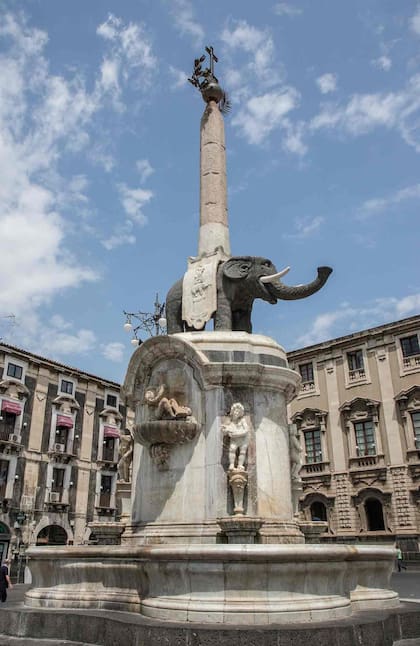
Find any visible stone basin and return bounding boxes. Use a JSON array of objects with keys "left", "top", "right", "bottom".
[
  {"left": 133, "top": 420, "right": 199, "bottom": 446},
  {"left": 25, "top": 543, "right": 398, "bottom": 625}
]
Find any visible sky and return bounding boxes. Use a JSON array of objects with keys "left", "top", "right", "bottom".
[{"left": 0, "top": 0, "right": 419, "bottom": 384}]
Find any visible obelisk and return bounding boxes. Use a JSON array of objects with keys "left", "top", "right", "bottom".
[{"left": 190, "top": 47, "right": 230, "bottom": 258}]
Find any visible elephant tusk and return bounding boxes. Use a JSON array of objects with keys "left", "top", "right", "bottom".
[{"left": 260, "top": 266, "right": 291, "bottom": 284}]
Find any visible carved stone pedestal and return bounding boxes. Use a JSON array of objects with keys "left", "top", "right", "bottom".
[
  {"left": 116, "top": 481, "right": 132, "bottom": 525},
  {"left": 121, "top": 332, "right": 303, "bottom": 546},
  {"left": 87, "top": 521, "right": 125, "bottom": 545},
  {"left": 299, "top": 521, "right": 328, "bottom": 543},
  {"left": 228, "top": 468, "right": 248, "bottom": 515},
  {"left": 218, "top": 517, "right": 262, "bottom": 544}
]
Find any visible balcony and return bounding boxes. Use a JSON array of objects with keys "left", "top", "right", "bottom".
[
  {"left": 0, "top": 429, "right": 22, "bottom": 453},
  {"left": 299, "top": 381, "right": 316, "bottom": 395},
  {"left": 301, "top": 461, "right": 331, "bottom": 486},
  {"left": 349, "top": 453, "right": 387, "bottom": 484},
  {"left": 48, "top": 442, "right": 74, "bottom": 463},
  {"left": 348, "top": 368, "right": 366, "bottom": 383},
  {"left": 402, "top": 354, "right": 420, "bottom": 371},
  {"left": 45, "top": 490, "right": 69, "bottom": 512}
]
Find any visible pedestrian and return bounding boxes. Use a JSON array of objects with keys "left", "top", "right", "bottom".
[
  {"left": 396, "top": 546, "right": 407, "bottom": 572},
  {"left": 0, "top": 558, "right": 13, "bottom": 602}
]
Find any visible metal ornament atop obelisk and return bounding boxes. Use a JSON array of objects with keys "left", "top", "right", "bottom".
[{"left": 182, "top": 47, "right": 230, "bottom": 329}]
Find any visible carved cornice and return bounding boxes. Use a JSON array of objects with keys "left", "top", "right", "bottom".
[
  {"left": 53, "top": 394, "right": 80, "bottom": 411},
  {"left": 340, "top": 397, "right": 381, "bottom": 431},
  {"left": 395, "top": 386, "right": 420, "bottom": 415},
  {"left": 291, "top": 408, "right": 328, "bottom": 432}
]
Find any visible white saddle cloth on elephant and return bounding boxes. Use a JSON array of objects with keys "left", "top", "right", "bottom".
[{"left": 182, "top": 253, "right": 221, "bottom": 329}]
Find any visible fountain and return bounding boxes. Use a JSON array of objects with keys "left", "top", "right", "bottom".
[{"left": 22, "top": 47, "right": 402, "bottom": 640}]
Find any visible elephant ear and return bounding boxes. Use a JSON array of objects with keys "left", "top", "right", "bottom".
[{"left": 223, "top": 257, "right": 253, "bottom": 280}]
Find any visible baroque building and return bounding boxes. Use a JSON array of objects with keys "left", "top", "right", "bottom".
[
  {"left": 0, "top": 342, "right": 131, "bottom": 578},
  {"left": 288, "top": 314, "right": 420, "bottom": 554}
]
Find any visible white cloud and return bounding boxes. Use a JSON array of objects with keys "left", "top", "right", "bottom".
[
  {"left": 358, "top": 183, "right": 420, "bottom": 218},
  {"left": 282, "top": 121, "right": 308, "bottom": 155},
  {"left": 118, "top": 184, "right": 153, "bottom": 224},
  {"left": 410, "top": 5, "right": 420, "bottom": 35},
  {"left": 96, "top": 14, "right": 157, "bottom": 91},
  {"left": 273, "top": 3, "right": 302, "bottom": 16},
  {"left": 316, "top": 73, "right": 337, "bottom": 94},
  {"left": 371, "top": 55, "right": 392, "bottom": 72},
  {"left": 310, "top": 74, "right": 420, "bottom": 151},
  {"left": 102, "top": 221, "right": 136, "bottom": 250},
  {"left": 0, "top": 10, "right": 158, "bottom": 342},
  {"left": 102, "top": 342, "right": 125, "bottom": 362},
  {"left": 169, "top": 0, "right": 204, "bottom": 46},
  {"left": 296, "top": 295, "right": 420, "bottom": 347},
  {"left": 169, "top": 65, "right": 187, "bottom": 90},
  {"left": 136, "top": 159, "right": 154, "bottom": 183},
  {"left": 232, "top": 88, "right": 299, "bottom": 145},
  {"left": 221, "top": 20, "right": 277, "bottom": 89},
  {"left": 0, "top": 13, "right": 106, "bottom": 321},
  {"left": 221, "top": 19, "right": 304, "bottom": 152},
  {"left": 283, "top": 215, "right": 325, "bottom": 239}
]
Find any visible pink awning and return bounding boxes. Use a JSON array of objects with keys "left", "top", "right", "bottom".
[
  {"left": 2, "top": 400, "right": 22, "bottom": 415},
  {"left": 104, "top": 426, "right": 120, "bottom": 438},
  {"left": 56, "top": 415, "right": 73, "bottom": 428}
]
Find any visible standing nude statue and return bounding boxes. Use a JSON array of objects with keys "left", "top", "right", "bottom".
[
  {"left": 221, "top": 403, "right": 250, "bottom": 471},
  {"left": 117, "top": 429, "right": 133, "bottom": 482},
  {"left": 289, "top": 425, "right": 302, "bottom": 483},
  {"left": 144, "top": 384, "right": 191, "bottom": 420}
]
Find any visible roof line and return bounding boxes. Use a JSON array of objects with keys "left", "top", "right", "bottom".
[{"left": 0, "top": 341, "right": 121, "bottom": 388}]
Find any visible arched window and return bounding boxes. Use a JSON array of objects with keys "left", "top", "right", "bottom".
[
  {"left": 365, "top": 497, "right": 385, "bottom": 531},
  {"left": 36, "top": 524, "right": 67, "bottom": 546},
  {"left": 310, "top": 501, "right": 327, "bottom": 522}
]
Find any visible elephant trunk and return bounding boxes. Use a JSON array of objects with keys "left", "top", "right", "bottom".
[{"left": 263, "top": 266, "right": 332, "bottom": 301}]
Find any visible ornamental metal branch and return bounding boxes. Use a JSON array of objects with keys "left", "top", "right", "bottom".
[{"left": 188, "top": 45, "right": 219, "bottom": 92}]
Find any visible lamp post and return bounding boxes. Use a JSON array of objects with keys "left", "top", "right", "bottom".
[{"left": 123, "top": 294, "right": 166, "bottom": 346}]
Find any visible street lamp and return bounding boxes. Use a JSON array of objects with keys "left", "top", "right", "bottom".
[{"left": 123, "top": 294, "right": 167, "bottom": 346}]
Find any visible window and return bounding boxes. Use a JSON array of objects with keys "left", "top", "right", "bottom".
[
  {"left": 299, "top": 362, "right": 314, "bottom": 383},
  {"left": 55, "top": 426, "right": 68, "bottom": 448},
  {"left": 102, "top": 437, "right": 116, "bottom": 462},
  {"left": 354, "top": 420, "right": 376, "bottom": 456},
  {"left": 347, "top": 350, "right": 364, "bottom": 372},
  {"left": 413, "top": 412, "right": 420, "bottom": 449},
  {"left": 99, "top": 475, "right": 112, "bottom": 507},
  {"left": 60, "top": 379, "right": 74, "bottom": 395},
  {"left": 365, "top": 498, "right": 385, "bottom": 531},
  {"left": 6, "top": 363, "right": 22, "bottom": 380},
  {"left": 401, "top": 335, "right": 420, "bottom": 358},
  {"left": 304, "top": 429, "right": 322, "bottom": 463},
  {"left": 0, "top": 412, "right": 16, "bottom": 440},
  {"left": 51, "top": 468, "right": 65, "bottom": 496},
  {"left": 0, "top": 460, "right": 9, "bottom": 499},
  {"left": 310, "top": 501, "right": 327, "bottom": 522},
  {"left": 106, "top": 394, "right": 118, "bottom": 408}
]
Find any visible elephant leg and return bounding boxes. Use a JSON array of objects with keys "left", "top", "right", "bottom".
[
  {"left": 232, "top": 309, "right": 252, "bottom": 333},
  {"left": 166, "top": 279, "right": 184, "bottom": 334}
]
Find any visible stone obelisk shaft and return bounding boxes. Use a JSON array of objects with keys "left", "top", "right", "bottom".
[{"left": 198, "top": 100, "right": 230, "bottom": 257}]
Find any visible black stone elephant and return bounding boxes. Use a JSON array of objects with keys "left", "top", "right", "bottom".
[{"left": 165, "top": 256, "right": 332, "bottom": 334}]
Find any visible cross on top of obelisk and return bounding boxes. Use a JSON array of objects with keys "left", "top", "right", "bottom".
[{"left": 188, "top": 45, "right": 229, "bottom": 107}]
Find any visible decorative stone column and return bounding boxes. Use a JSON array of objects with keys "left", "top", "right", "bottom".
[{"left": 198, "top": 99, "right": 230, "bottom": 258}]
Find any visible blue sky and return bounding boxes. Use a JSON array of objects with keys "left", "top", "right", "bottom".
[{"left": 0, "top": 0, "right": 419, "bottom": 383}]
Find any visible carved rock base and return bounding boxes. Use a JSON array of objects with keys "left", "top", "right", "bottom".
[
  {"left": 218, "top": 517, "right": 263, "bottom": 544},
  {"left": 228, "top": 468, "right": 248, "bottom": 515}
]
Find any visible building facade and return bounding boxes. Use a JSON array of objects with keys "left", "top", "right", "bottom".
[
  {"left": 288, "top": 315, "right": 420, "bottom": 554},
  {"left": 0, "top": 342, "right": 131, "bottom": 578}
]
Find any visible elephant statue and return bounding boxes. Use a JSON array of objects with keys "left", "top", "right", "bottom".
[{"left": 165, "top": 256, "right": 332, "bottom": 334}]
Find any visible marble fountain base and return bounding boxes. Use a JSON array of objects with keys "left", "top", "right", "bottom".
[{"left": 25, "top": 543, "right": 398, "bottom": 625}]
